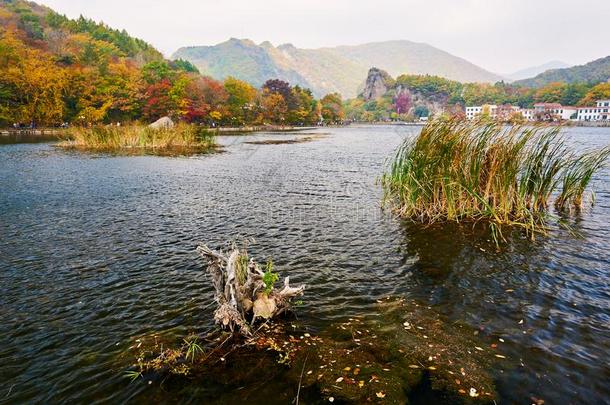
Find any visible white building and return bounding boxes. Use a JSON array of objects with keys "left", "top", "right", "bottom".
[
  {"left": 466, "top": 100, "right": 609, "bottom": 122},
  {"left": 577, "top": 100, "right": 610, "bottom": 121},
  {"left": 533, "top": 103, "right": 577, "bottom": 120},
  {"left": 465, "top": 105, "right": 497, "bottom": 120},
  {"left": 520, "top": 109, "right": 535, "bottom": 121}
]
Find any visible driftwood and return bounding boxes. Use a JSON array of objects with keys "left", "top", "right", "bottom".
[{"left": 197, "top": 244, "right": 305, "bottom": 336}]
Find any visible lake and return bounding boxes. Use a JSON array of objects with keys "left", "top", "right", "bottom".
[{"left": 1, "top": 125, "right": 609, "bottom": 404}]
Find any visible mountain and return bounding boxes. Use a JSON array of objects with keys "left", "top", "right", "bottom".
[
  {"left": 505, "top": 61, "right": 570, "bottom": 81},
  {"left": 172, "top": 39, "right": 503, "bottom": 98},
  {"left": 514, "top": 56, "right": 610, "bottom": 88}
]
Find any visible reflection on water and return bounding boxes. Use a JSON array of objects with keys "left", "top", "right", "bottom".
[
  {"left": 0, "top": 126, "right": 609, "bottom": 403},
  {"left": 0, "top": 132, "right": 62, "bottom": 144}
]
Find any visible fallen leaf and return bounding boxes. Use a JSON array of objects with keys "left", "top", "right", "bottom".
[
  {"left": 495, "top": 354, "right": 507, "bottom": 359},
  {"left": 409, "top": 365, "right": 420, "bottom": 369},
  {"left": 455, "top": 379, "right": 461, "bottom": 385},
  {"left": 253, "top": 294, "right": 277, "bottom": 319},
  {"left": 354, "top": 368, "right": 360, "bottom": 375},
  {"left": 343, "top": 367, "right": 351, "bottom": 371},
  {"left": 475, "top": 346, "right": 484, "bottom": 351},
  {"left": 307, "top": 370, "right": 313, "bottom": 375},
  {"left": 376, "top": 392, "right": 386, "bottom": 398},
  {"left": 518, "top": 319, "right": 524, "bottom": 324},
  {"left": 428, "top": 366, "right": 437, "bottom": 370},
  {"left": 469, "top": 388, "right": 479, "bottom": 397},
  {"left": 335, "top": 377, "right": 344, "bottom": 383},
  {"left": 358, "top": 380, "right": 365, "bottom": 388},
  {"left": 328, "top": 397, "right": 334, "bottom": 403}
]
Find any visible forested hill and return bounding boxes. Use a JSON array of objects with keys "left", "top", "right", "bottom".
[
  {"left": 0, "top": 0, "right": 163, "bottom": 62},
  {"left": 514, "top": 56, "right": 610, "bottom": 88},
  {"left": 0, "top": 0, "right": 221, "bottom": 126}
]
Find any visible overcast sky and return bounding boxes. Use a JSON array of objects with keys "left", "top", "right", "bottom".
[{"left": 39, "top": 0, "right": 609, "bottom": 74}]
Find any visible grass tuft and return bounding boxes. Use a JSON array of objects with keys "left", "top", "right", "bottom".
[
  {"left": 382, "top": 117, "right": 609, "bottom": 242},
  {"left": 59, "top": 123, "right": 216, "bottom": 153}
]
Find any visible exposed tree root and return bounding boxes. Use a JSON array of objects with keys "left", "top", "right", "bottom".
[{"left": 197, "top": 244, "right": 305, "bottom": 336}]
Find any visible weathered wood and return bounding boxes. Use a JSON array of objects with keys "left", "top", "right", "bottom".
[{"left": 197, "top": 244, "right": 305, "bottom": 335}]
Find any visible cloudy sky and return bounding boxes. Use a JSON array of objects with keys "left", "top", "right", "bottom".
[{"left": 39, "top": 0, "right": 609, "bottom": 74}]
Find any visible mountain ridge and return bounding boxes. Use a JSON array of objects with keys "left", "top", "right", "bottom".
[
  {"left": 514, "top": 56, "right": 610, "bottom": 88},
  {"left": 505, "top": 61, "right": 571, "bottom": 81},
  {"left": 172, "top": 39, "right": 503, "bottom": 98}
]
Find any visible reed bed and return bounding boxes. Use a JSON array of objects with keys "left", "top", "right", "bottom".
[
  {"left": 60, "top": 123, "right": 216, "bottom": 153},
  {"left": 382, "top": 117, "right": 609, "bottom": 240}
]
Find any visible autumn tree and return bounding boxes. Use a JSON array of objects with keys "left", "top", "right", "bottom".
[
  {"left": 320, "top": 93, "right": 344, "bottom": 123},
  {"left": 395, "top": 92, "right": 412, "bottom": 115},
  {"left": 287, "top": 86, "right": 316, "bottom": 125},
  {"left": 261, "top": 91, "right": 287, "bottom": 124},
  {"left": 0, "top": 30, "right": 67, "bottom": 125},
  {"left": 579, "top": 83, "right": 610, "bottom": 106},
  {"left": 534, "top": 82, "right": 566, "bottom": 104},
  {"left": 224, "top": 77, "right": 257, "bottom": 125}
]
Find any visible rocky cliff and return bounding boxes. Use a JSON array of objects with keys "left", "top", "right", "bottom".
[
  {"left": 361, "top": 68, "right": 394, "bottom": 101},
  {"left": 359, "top": 68, "right": 451, "bottom": 117}
]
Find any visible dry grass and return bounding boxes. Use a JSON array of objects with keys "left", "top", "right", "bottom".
[
  {"left": 59, "top": 123, "right": 216, "bottom": 153},
  {"left": 382, "top": 117, "right": 609, "bottom": 241}
]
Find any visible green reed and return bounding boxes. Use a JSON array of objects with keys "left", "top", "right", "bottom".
[
  {"left": 382, "top": 117, "right": 610, "bottom": 241},
  {"left": 61, "top": 123, "right": 216, "bottom": 151}
]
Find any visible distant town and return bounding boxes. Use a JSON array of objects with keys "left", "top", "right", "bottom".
[{"left": 466, "top": 99, "right": 610, "bottom": 122}]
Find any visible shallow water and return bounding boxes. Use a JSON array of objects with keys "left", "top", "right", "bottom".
[{"left": 1, "top": 126, "right": 609, "bottom": 404}]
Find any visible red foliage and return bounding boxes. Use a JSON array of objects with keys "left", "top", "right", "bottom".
[{"left": 143, "top": 79, "right": 174, "bottom": 121}]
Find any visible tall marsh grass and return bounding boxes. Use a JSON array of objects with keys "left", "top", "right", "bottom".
[
  {"left": 382, "top": 118, "right": 610, "bottom": 241},
  {"left": 60, "top": 123, "right": 216, "bottom": 153}
]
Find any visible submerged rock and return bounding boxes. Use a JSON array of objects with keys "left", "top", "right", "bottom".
[{"left": 149, "top": 116, "right": 174, "bottom": 129}]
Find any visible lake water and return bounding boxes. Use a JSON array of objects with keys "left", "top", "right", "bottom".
[{"left": 1, "top": 126, "right": 609, "bottom": 404}]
